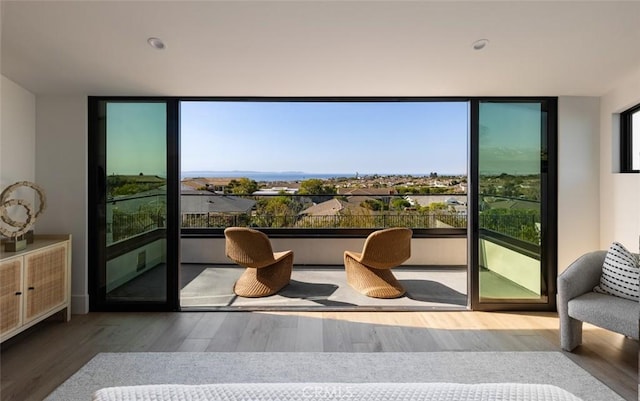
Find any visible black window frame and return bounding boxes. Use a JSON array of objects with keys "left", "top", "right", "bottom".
[
  {"left": 89, "top": 96, "right": 556, "bottom": 247},
  {"left": 88, "top": 95, "right": 557, "bottom": 312},
  {"left": 621, "top": 103, "right": 640, "bottom": 173}
]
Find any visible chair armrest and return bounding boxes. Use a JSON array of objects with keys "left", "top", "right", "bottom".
[
  {"left": 557, "top": 250, "right": 607, "bottom": 351},
  {"left": 557, "top": 250, "right": 606, "bottom": 302}
]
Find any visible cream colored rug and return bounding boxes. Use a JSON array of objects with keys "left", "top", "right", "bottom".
[{"left": 44, "top": 351, "right": 625, "bottom": 401}]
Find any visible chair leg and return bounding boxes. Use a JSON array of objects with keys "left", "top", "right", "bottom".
[
  {"left": 233, "top": 254, "right": 293, "bottom": 297},
  {"left": 560, "top": 317, "right": 583, "bottom": 352},
  {"left": 345, "top": 255, "right": 405, "bottom": 299}
]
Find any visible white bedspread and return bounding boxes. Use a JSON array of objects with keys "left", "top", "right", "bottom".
[{"left": 92, "top": 382, "right": 583, "bottom": 401}]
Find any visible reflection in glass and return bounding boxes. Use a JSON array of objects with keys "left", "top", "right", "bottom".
[
  {"left": 478, "top": 102, "right": 544, "bottom": 301},
  {"left": 632, "top": 110, "right": 639, "bottom": 171},
  {"left": 104, "top": 102, "right": 167, "bottom": 302}
]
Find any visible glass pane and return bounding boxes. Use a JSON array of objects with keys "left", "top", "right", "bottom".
[
  {"left": 478, "top": 102, "right": 544, "bottom": 301},
  {"left": 104, "top": 102, "right": 167, "bottom": 302},
  {"left": 632, "top": 110, "right": 639, "bottom": 171}
]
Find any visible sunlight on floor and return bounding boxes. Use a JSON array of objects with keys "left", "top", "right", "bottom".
[{"left": 180, "top": 265, "right": 468, "bottom": 309}]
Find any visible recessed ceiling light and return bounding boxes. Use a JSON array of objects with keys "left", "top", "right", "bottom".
[
  {"left": 147, "top": 37, "right": 165, "bottom": 50},
  {"left": 472, "top": 39, "right": 489, "bottom": 51}
]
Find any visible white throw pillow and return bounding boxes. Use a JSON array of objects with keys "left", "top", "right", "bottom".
[{"left": 593, "top": 241, "right": 639, "bottom": 301}]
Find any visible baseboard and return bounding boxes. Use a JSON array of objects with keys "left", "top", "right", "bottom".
[{"left": 71, "top": 294, "right": 90, "bottom": 314}]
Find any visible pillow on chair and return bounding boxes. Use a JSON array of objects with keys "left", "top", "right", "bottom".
[{"left": 593, "top": 241, "right": 639, "bottom": 301}]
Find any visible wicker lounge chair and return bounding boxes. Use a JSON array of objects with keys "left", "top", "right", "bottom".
[
  {"left": 344, "top": 227, "right": 412, "bottom": 298},
  {"left": 224, "top": 227, "right": 293, "bottom": 297}
]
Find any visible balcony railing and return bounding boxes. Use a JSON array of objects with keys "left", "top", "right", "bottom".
[
  {"left": 111, "top": 211, "right": 165, "bottom": 242},
  {"left": 106, "top": 193, "right": 540, "bottom": 246},
  {"left": 181, "top": 212, "right": 467, "bottom": 229},
  {"left": 107, "top": 193, "right": 166, "bottom": 244}
]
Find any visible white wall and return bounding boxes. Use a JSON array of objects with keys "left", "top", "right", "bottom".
[
  {"left": 555, "top": 93, "right": 640, "bottom": 270},
  {"left": 35, "top": 96, "right": 88, "bottom": 314},
  {"left": 24, "top": 92, "right": 634, "bottom": 314},
  {"left": 0, "top": 76, "right": 42, "bottom": 239},
  {"left": 182, "top": 237, "right": 467, "bottom": 266},
  {"left": 0, "top": 82, "right": 89, "bottom": 314},
  {"left": 0, "top": 75, "right": 36, "bottom": 198},
  {"left": 479, "top": 238, "right": 540, "bottom": 294},
  {"left": 557, "top": 97, "right": 600, "bottom": 272},
  {"left": 107, "top": 239, "right": 166, "bottom": 291},
  {"left": 599, "top": 69, "right": 640, "bottom": 253}
]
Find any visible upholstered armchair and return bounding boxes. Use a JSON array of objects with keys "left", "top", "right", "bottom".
[
  {"left": 557, "top": 250, "right": 639, "bottom": 351},
  {"left": 224, "top": 227, "right": 293, "bottom": 297},
  {"left": 344, "top": 227, "right": 413, "bottom": 298}
]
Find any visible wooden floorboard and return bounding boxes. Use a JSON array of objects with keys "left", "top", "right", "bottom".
[{"left": 0, "top": 311, "right": 637, "bottom": 401}]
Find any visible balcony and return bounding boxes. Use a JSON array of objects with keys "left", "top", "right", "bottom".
[{"left": 104, "top": 192, "right": 542, "bottom": 309}]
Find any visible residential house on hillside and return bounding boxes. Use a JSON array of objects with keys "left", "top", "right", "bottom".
[{"left": 181, "top": 189, "right": 256, "bottom": 228}]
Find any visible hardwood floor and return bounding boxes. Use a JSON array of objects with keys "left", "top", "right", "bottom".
[{"left": 0, "top": 311, "right": 637, "bottom": 401}]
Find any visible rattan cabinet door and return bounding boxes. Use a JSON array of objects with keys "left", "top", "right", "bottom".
[
  {"left": 0, "top": 257, "right": 23, "bottom": 336},
  {"left": 23, "top": 244, "right": 68, "bottom": 323}
]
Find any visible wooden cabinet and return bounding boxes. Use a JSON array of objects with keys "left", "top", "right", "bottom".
[
  {"left": 0, "top": 257, "right": 23, "bottom": 336},
  {"left": 0, "top": 235, "right": 71, "bottom": 342}
]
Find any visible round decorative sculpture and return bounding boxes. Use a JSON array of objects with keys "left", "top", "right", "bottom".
[{"left": 0, "top": 181, "right": 46, "bottom": 238}]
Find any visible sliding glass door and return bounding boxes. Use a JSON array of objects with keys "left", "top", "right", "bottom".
[
  {"left": 470, "top": 99, "right": 557, "bottom": 310},
  {"left": 89, "top": 98, "right": 180, "bottom": 311},
  {"left": 88, "top": 96, "right": 556, "bottom": 312}
]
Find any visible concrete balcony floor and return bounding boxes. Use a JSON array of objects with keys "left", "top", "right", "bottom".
[
  {"left": 106, "top": 264, "right": 467, "bottom": 309},
  {"left": 107, "top": 263, "right": 539, "bottom": 309},
  {"left": 180, "top": 265, "right": 468, "bottom": 310}
]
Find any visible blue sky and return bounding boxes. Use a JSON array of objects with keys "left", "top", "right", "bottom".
[
  {"left": 107, "top": 102, "right": 166, "bottom": 176},
  {"left": 105, "top": 100, "right": 543, "bottom": 178},
  {"left": 180, "top": 101, "right": 469, "bottom": 176}
]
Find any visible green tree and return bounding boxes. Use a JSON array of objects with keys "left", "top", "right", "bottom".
[
  {"left": 395, "top": 186, "right": 422, "bottom": 195},
  {"left": 298, "top": 179, "right": 336, "bottom": 195},
  {"left": 501, "top": 182, "right": 521, "bottom": 198},
  {"left": 107, "top": 175, "right": 124, "bottom": 196},
  {"left": 428, "top": 187, "right": 453, "bottom": 194},
  {"left": 337, "top": 208, "right": 376, "bottom": 228},
  {"left": 108, "top": 179, "right": 165, "bottom": 197},
  {"left": 483, "top": 184, "right": 497, "bottom": 196},
  {"left": 427, "top": 202, "right": 447, "bottom": 211},
  {"left": 226, "top": 178, "right": 258, "bottom": 195},
  {"left": 391, "top": 198, "right": 411, "bottom": 210},
  {"left": 479, "top": 208, "right": 540, "bottom": 244},
  {"left": 253, "top": 196, "right": 301, "bottom": 227},
  {"left": 360, "top": 199, "right": 387, "bottom": 211},
  {"left": 112, "top": 202, "right": 165, "bottom": 241}
]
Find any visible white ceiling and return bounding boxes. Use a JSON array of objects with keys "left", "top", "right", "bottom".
[{"left": 2, "top": 1, "right": 640, "bottom": 97}]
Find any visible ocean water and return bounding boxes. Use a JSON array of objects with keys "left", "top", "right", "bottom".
[
  {"left": 181, "top": 171, "right": 452, "bottom": 182},
  {"left": 182, "top": 171, "right": 357, "bottom": 182}
]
